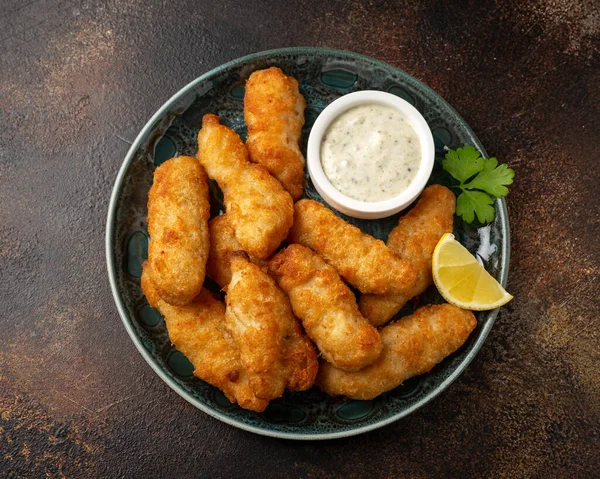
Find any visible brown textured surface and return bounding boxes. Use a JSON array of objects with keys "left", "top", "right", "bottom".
[{"left": 0, "top": 0, "right": 598, "bottom": 477}]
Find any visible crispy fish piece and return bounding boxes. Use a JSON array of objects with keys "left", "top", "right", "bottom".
[
  {"left": 359, "top": 185, "right": 456, "bottom": 326},
  {"left": 146, "top": 156, "right": 210, "bottom": 306},
  {"left": 289, "top": 199, "right": 417, "bottom": 295},
  {"left": 141, "top": 264, "right": 269, "bottom": 412},
  {"left": 316, "top": 304, "right": 477, "bottom": 400},
  {"left": 206, "top": 214, "right": 267, "bottom": 289},
  {"left": 197, "top": 114, "right": 293, "bottom": 259},
  {"left": 207, "top": 218, "right": 317, "bottom": 390},
  {"left": 270, "top": 244, "right": 383, "bottom": 372},
  {"left": 225, "top": 253, "right": 318, "bottom": 399},
  {"left": 244, "top": 67, "right": 306, "bottom": 199}
]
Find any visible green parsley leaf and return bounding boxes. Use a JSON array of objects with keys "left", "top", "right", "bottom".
[
  {"left": 457, "top": 190, "right": 496, "bottom": 224},
  {"left": 442, "top": 146, "right": 484, "bottom": 183},
  {"left": 463, "top": 163, "right": 515, "bottom": 197},
  {"left": 480, "top": 156, "right": 499, "bottom": 171},
  {"left": 442, "top": 147, "right": 515, "bottom": 224}
]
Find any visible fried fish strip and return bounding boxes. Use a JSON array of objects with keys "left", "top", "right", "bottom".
[
  {"left": 316, "top": 304, "right": 477, "bottom": 400},
  {"left": 197, "top": 114, "right": 293, "bottom": 259},
  {"left": 141, "top": 265, "right": 269, "bottom": 412},
  {"left": 288, "top": 199, "right": 417, "bottom": 295},
  {"left": 146, "top": 156, "right": 210, "bottom": 306},
  {"left": 270, "top": 244, "right": 383, "bottom": 372},
  {"left": 359, "top": 185, "right": 456, "bottom": 326},
  {"left": 206, "top": 214, "right": 268, "bottom": 289},
  {"left": 244, "top": 67, "right": 306, "bottom": 199},
  {"left": 225, "top": 253, "right": 318, "bottom": 399}
]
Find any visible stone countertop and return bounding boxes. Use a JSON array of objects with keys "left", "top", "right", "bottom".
[{"left": 1, "top": 0, "right": 598, "bottom": 477}]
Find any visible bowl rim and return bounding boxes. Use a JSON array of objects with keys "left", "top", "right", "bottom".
[
  {"left": 307, "top": 90, "right": 435, "bottom": 219},
  {"left": 105, "top": 46, "right": 510, "bottom": 441}
]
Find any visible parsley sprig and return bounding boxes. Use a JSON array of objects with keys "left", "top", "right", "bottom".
[{"left": 442, "top": 146, "right": 514, "bottom": 224}]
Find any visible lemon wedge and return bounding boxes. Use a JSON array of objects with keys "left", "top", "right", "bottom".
[{"left": 432, "top": 233, "right": 513, "bottom": 310}]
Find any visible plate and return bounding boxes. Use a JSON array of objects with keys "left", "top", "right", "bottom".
[{"left": 106, "top": 47, "right": 509, "bottom": 440}]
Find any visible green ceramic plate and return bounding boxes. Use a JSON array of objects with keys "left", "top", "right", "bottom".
[{"left": 106, "top": 47, "right": 510, "bottom": 440}]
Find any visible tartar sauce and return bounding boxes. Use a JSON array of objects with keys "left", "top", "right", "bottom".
[{"left": 320, "top": 103, "right": 421, "bottom": 202}]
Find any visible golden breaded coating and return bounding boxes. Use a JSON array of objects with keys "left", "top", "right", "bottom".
[
  {"left": 359, "top": 185, "right": 456, "bottom": 326},
  {"left": 244, "top": 67, "right": 306, "bottom": 199},
  {"left": 146, "top": 156, "right": 210, "bottom": 306},
  {"left": 316, "top": 304, "right": 476, "bottom": 400},
  {"left": 197, "top": 114, "right": 293, "bottom": 259},
  {"left": 141, "top": 265, "right": 269, "bottom": 412},
  {"left": 225, "top": 253, "right": 318, "bottom": 399},
  {"left": 358, "top": 294, "right": 406, "bottom": 327},
  {"left": 289, "top": 199, "right": 417, "bottom": 295},
  {"left": 283, "top": 314, "right": 319, "bottom": 392},
  {"left": 206, "top": 214, "right": 267, "bottom": 289},
  {"left": 269, "top": 244, "right": 383, "bottom": 372}
]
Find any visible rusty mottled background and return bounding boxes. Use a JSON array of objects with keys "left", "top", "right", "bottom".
[{"left": 1, "top": 0, "right": 599, "bottom": 477}]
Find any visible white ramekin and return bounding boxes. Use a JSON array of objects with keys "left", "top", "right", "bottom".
[{"left": 307, "top": 90, "right": 435, "bottom": 219}]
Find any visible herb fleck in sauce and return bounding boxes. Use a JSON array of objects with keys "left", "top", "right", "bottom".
[{"left": 320, "top": 104, "right": 421, "bottom": 202}]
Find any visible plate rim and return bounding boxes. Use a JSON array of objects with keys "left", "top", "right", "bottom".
[{"left": 105, "top": 46, "right": 510, "bottom": 440}]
